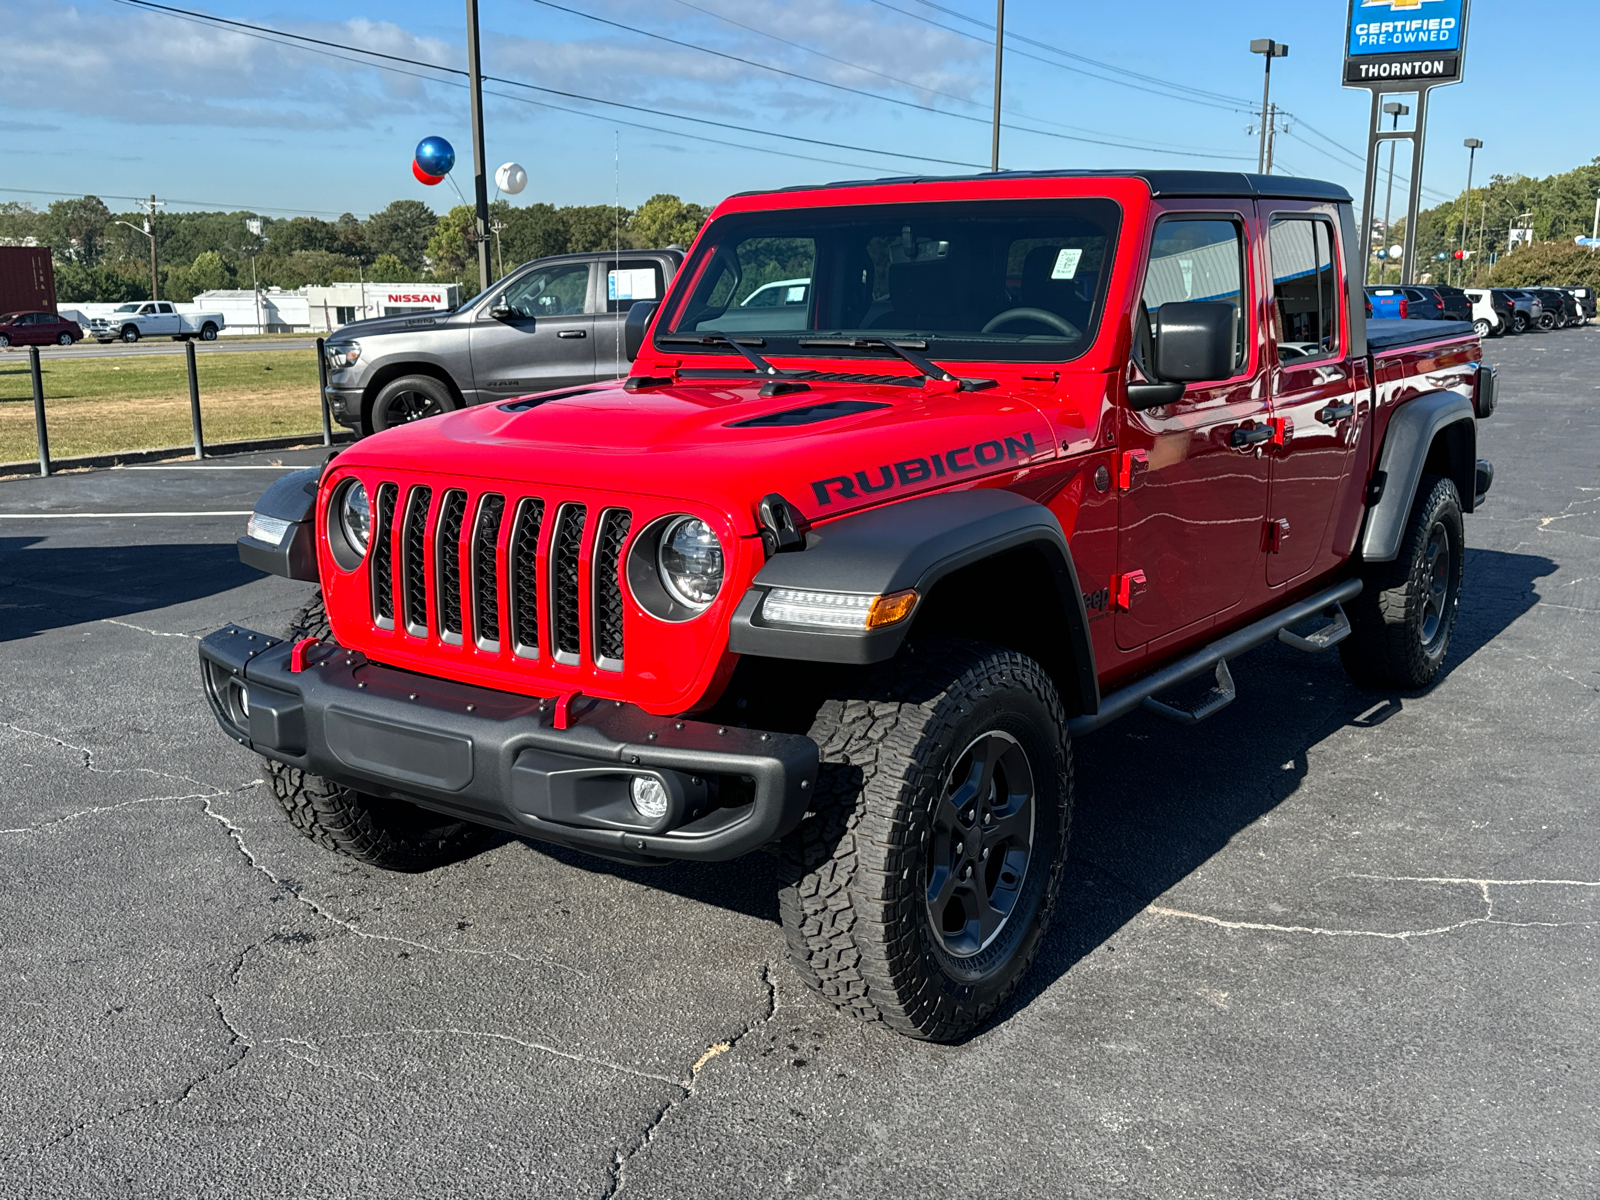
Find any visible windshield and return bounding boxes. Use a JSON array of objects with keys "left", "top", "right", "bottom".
[
  {"left": 660, "top": 198, "right": 1121, "bottom": 364},
  {"left": 114, "top": 304, "right": 141, "bottom": 313}
]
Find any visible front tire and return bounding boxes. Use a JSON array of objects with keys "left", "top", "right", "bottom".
[
  {"left": 1340, "top": 475, "right": 1464, "bottom": 691},
  {"left": 0, "top": 333, "right": 10, "bottom": 347},
  {"left": 121, "top": 325, "right": 140, "bottom": 343},
  {"left": 263, "top": 593, "right": 494, "bottom": 871},
  {"left": 367, "top": 373, "right": 458, "bottom": 436},
  {"left": 778, "top": 640, "right": 1072, "bottom": 1042}
]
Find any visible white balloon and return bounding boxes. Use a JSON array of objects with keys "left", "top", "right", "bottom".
[
  {"left": 1389, "top": 244, "right": 1404, "bottom": 259},
  {"left": 495, "top": 162, "right": 528, "bottom": 195}
]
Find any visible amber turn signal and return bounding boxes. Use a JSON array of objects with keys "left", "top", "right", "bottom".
[{"left": 865, "top": 589, "right": 918, "bottom": 629}]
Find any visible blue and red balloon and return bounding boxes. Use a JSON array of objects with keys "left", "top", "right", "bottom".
[{"left": 413, "top": 136, "right": 456, "bottom": 185}]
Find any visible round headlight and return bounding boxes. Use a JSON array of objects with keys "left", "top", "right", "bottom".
[
  {"left": 657, "top": 516, "right": 723, "bottom": 608},
  {"left": 340, "top": 481, "right": 371, "bottom": 555}
]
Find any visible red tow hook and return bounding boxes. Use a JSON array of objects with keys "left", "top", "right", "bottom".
[
  {"left": 289, "top": 637, "right": 319, "bottom": 672},
  {"left": 553, "top": 689, "right": 582, "bottom": 730}
]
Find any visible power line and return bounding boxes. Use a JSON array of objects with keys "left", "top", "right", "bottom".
[
  {"left": 0, "top": 184, "right": 361, "bottom": 218},
  {"left": 521, "top": 0, "right": 1253, "bottom": 158}
]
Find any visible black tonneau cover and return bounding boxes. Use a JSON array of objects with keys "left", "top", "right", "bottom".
[{"left": 1366, "top": 318, "right": 1476, "bottom": 352}]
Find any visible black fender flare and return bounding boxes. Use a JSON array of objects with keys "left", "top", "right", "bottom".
[
  {"left": 237, "top": 467, "right": 320, "bottom": 581},
  {"left": 727, "top": 489, "right": 1099, "bottom": 718},
  {"left": 1360, "top": 391, "right": 1477, "bottom": 563}
]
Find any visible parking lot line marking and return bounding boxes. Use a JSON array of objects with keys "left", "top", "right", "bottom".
[
  {"left": 119, "top": 465, "right": 308, "bottom": 471},
  {"left": 0, "top": 511, "right": 253, "bottom": 518}
]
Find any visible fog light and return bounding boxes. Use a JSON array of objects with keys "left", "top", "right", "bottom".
[
  {"left": 237, "top": 684, "right": 250, "bottom": 718},
  {"left": 630, "top": 776, "right": 669, "bottom": 820}
]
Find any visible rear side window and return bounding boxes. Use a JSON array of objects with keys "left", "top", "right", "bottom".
[
  {"left": 1141, "top": 217, "right": 1248, "bottom": 374},
  {"left": 1268, "top": 217, "right": 1341, "bottom": 363},
  {"left": 603, "top": 259, "right": 666, "bottom": 314}
]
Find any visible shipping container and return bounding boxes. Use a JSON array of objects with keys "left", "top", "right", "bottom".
[{"left": 0, "top": 247, "right": 57, "bottom": 315}]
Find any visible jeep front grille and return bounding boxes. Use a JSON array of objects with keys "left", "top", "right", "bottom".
[
  {"left": 593, "top": 509, "right": 630, "bottom": 670},
  {"left": 550, "top": 504, "right": 587, "bottom": 665},
  {"left": 509, "top": 497, "right": 545, "bottom": 658},
  {"left": 472, "top": 494, "right": 505, "bottom": 652},
  {"left": 435, "top": 490, "right": 467, "bottom": 644},
  {"left": 364, "top": 483, "right": 634, "bottom": 675},
  {"left": 370, "top": 483, "right": 398, "bottom": 629},
  {"left": 400, "top": 485, "right": 433, "bottom": 637}
]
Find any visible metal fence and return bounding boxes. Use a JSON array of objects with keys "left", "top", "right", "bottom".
[{"left": 21, "top": 336, "right": 336, "bottom": 478}]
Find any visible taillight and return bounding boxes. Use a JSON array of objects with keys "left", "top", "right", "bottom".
[{"left": 1399, "top": 298, "right": 1409, "bottom": 318}]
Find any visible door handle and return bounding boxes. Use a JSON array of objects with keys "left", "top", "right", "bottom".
[
  {"left": 1316, "top": 403, "right": 1356, "bottom": 425},
  {"left": 557, "top": 329, "right": 587, "bottom": 339},
  {"left": 1230, "top": 425, "right": 1274, "bottom": 447}
]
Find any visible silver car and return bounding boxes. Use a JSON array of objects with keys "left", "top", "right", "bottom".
[{"left": 323, "top": 250, "right": 682, "bottom": 436}]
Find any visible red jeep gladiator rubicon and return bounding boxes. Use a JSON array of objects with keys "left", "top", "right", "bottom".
[{"left": 204, "top": 170, "right": 1496, "bottom": 1041}]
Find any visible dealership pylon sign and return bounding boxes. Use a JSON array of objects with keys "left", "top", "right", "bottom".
[{"left": 1346, "top": 0, "right": 1472, "bottom": 285}]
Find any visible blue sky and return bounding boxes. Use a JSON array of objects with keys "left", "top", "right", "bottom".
[{"left": 4, "top": 0, "right": 1594, "bottom": 219}]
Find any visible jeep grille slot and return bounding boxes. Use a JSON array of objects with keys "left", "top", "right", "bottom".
[
  {"left": 593, "top": 509, "right": 631, "bottom": 670},
  {"left": 370, "top": 483, "right": 398, "bottom": 629},
  {"left": 435, "top": 490, "right": 467, "bottom": 644},
  {"left": 401, "top": 485, "right": 433, "bottom": 638},
  {"left": 550, "top": 503, "right": 587, "bottom": 665},
  {"left": 472, "top": 494, "right": 506, "bottom": 652},
  {"left": 509, "top": 497, "right": 546, "bottom": 658}
]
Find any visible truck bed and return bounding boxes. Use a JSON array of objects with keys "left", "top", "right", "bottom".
[{"left": 1366, "top": 317, "right": 1476, "bottom": 351}]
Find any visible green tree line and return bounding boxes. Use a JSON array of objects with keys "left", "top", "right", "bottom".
[
  {"left": 0, "top": 193, "right": 709, "bottom": 304},
  {"left": 1380, "top": 155, "right": 1600, "bottom": 288}
]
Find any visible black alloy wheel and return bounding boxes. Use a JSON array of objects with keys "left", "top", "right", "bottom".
[
  {"left": 925, "top": 731, "right": 1036, "bottom": 957},
  {"left": 1418, "top": 516, "right": 1455, "bottom": 654},
  {"left": 368, "top": 373, "right": 458, "bottom": 435},
  {"left": 377, "top": 388, "right": 443, "bottom": 424}
]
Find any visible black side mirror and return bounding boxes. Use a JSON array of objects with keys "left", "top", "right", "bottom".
[
  {"left": 1128, "top": 301, "right": 1236, "bottom": 411},
  {"left": 624, "top": 300, "right": 659, "bottom": 361}
]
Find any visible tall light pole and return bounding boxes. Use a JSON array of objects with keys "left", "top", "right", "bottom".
[
  {"left": 465, "top": 0, "right": 491, "bottom": 295},
  {"left": 1591, "top": 186, "right": 1599, "bottom": 253},
  {"left": 1381, "top": 102, "right": 1409, "bottom": 285},
  {"left": 1249, "top": 39, "right": 1288, "bottom": 174},
  {"left": 113, "top": 217, "right": 158, "bottom": 301},
  {"left": 1459, "top": 138, "right": 1482, "bottom": 285},
  {"left": 990, "top": 0, "right": 1005, "bottom": 171}
]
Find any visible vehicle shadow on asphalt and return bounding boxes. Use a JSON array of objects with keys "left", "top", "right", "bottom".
[
  {"left": 0, "top": 538, "right": 263, "bottom": 641},
  {"left": 1005, "top": 546, "right": 1558, "bottom": 1028}
]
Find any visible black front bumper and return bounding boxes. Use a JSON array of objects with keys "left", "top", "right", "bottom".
[{"left": 199, "top": 626, "right": 818, "bottom": 863}]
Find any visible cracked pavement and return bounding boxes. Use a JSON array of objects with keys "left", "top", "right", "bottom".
[{"left": 2, "top": 329, "right": 1598, "bottom": 1197}]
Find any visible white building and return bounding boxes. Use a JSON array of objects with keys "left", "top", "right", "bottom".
[{"left": 301, "top": 282, "right": 461, "bottom": 332}]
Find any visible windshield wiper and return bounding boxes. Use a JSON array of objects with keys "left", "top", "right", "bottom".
[
  {"left": 657, "top": 332, "right": 792, "bottom": 376},
  {"left": 797, "top": 337, "right": 995, "bottom": 391}
]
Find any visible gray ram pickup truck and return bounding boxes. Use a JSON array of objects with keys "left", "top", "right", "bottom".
[{"left": 323, "top": 249, "right": 682, "bottom": 436}]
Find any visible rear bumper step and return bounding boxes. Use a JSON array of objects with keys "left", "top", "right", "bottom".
[
  {"left": 1068, "top": 579, "right": 1363, "bottom": 737},
  {"left": 199, "top": 625, "right": 818, "bottom": 863}
]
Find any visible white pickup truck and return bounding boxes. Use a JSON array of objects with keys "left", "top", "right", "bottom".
[{"left": 90, "top": 301, "right": 225, "bottom": 344}]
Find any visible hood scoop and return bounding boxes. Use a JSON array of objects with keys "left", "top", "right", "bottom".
[{"left": 728, "top": 399, "right": 891, "bottom": 428}]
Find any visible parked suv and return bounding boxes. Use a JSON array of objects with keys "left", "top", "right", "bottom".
[
  {"left": 1364, "top": 287, "right": 1409, "bottom": 319},
  {"left": 210, "top": 170, "right": 1495, "bottom": 1042},
  {"left": 1497, "top": 289, "right": 1543, "bottom": 333},
  {"left": 1464, "top": 288, "right": 1512, "bottom": 337},
  {"left": 322, "top": 250, "right": 683, "bottom": 436},
  {"left": 1564, "top": 286, "right": 1595, "bottom": 324},
  {"left": 1430, "top": 285, "right": 1473, "bottom": 322},
  {"left": 1531, "top": 288, "right": 1575, "bottom": 329}
]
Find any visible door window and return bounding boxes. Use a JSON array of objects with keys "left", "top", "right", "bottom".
[
  {"left": 1141, "top": 218, "right": 1248, "bottom": 376},
  {"left": 494, "top": 263, "right": 591, "bottom": 319},
  {"left": 1269, "top": 217, "right": 1341, "bottom": 362},
  {"left": 603, "top": 260, "right": 665, "bottom": 313}
]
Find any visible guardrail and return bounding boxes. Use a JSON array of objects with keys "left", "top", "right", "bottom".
[{"left": 22, "top": 337, "right": 336, "bottom": 478}]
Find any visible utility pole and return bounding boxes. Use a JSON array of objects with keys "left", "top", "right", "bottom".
[
  {"left": 1264, "top": 103, "right": 1279, "bottom": 175},
  {"left": 1381, "top": 102, "right": 1409, "bottom": 285},
  {"left": 465, "top": 0, "right": 491, "bottom": 295},
  {"left": 990, "top": 0, "right": 1005, "bottom": 171},
  {"left": 1591, "top": 186, "right": 1599, "bottom": 252},
  {"left": 147, "top": 195, "right": 160, "bottom": 300},
  {"left": 1249, "top": 39, "right": 1288, "bottom": 174},
  {"left": 1458, "top": 139, "right": 1481, "bottom": 287}
]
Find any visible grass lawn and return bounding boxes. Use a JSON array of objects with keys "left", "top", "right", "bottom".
[{"left": 0, "top": 348, "right": 323, "bottom": 463}]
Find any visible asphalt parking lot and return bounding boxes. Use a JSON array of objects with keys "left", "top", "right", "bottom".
[{"left": 2, "top": 328, "right": 1596, "bottom": 1198}]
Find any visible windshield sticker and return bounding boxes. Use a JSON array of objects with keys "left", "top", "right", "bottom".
[
  {"left": 608, "top": 268, "right": 658, "bottom": 302},
  {"left": 810, "top": 433, "right": 1040, "bottom": 507},
  {"left": 1050, "top": 249, "right": 1083, "bottom": 279}
]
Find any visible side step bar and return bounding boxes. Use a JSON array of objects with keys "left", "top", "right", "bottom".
[{"left": 1066, "top": 578, "right": 1363, "bottom": 738}]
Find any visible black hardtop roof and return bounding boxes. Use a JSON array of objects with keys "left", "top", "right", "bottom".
[{"left": 735, "top": 170, "right": 1351, "bottom": 204}]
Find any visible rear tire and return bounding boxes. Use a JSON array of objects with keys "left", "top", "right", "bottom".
[
  {"left": 1340, "top": 475, "right": 1464, "bottom": 691},
  {"left": 1512, "top": 313, "right": 1528, "bottom": 334},
  {"left": 777, "top": 639, "right": 1072, "bottom": 1042},
  {"left": 262, "top": 593, "right": 495, "bottom": 871},
  {"left": 200, "top": 323, "right": 219, "bottom": 341},
  {"left": 56, "top": 332, "right": 73, "bottom": 346},
  {"left": 368, "top": 373, "right": 458, "bottom": 436},
  {"left": 1472, "top": 318, "right": 1492, "bottom": 338}
]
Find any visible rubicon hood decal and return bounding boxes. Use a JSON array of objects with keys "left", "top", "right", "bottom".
[{"left": 812, "top": 432, "right": 1041, "bottom": 506}]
